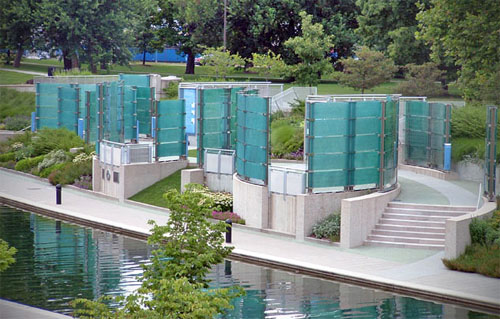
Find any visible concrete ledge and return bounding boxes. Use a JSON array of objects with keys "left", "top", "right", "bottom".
[
  {"left": 340, "top": 185, "right": 401, "bottom": 248},
  {"left": 0, "top": 130, "right": 24, "bottom": 142},
  {"left": 233, "top": 174, "right": 269, "bottom": 229},
  {"left": 399, "top": 164, "right": 458, "bottom": 180},
  {"left": 445, "top": 199, "right": 497, "bottom": 259},
  {"left": 181, "top": 168, "right": 204, "bottom": 192}
]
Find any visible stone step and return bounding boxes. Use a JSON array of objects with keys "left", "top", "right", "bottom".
[
  {"left": 372, "top": 229, "right": 445, "bottom": 239},
  {"left": 379, "top": 218, "right": 445, "bottom": 228},
  {"left": 388, "top": 202, "right": 476, "bottom": 212},
  {"left": 384, "top": 207, "right": 466, "bottom": 217},
  {"left": 375, "top": 224, "right": 445, "bottom": 233},
  {"left": 364, "top": 239, "right": 444, "bottom": 250},
  {"left": 367, "top": 234, "right": 445, "bottom": 245},
  {"left": 382, "top": 213, "right": 450, "bottom": 222}
]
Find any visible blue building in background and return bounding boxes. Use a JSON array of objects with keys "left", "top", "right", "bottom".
[{"left": 132, "top": 47, "right": 188, "bottom": 63}]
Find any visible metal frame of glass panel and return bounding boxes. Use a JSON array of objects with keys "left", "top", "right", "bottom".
[{"left": 485, "top": 106, "right": 497, "bottom": 201}]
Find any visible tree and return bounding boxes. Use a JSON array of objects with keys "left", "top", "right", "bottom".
[
  {"left": 336, "top": 46, "right": 397, "bottom": 94},
  {"left": 417, "top": 0, "right": 500, "bottom": 103},
  {"left": 200, "top": 47, "right": 245, "bottom": 79},
  {"left": 284, "top": 11, "right": 334, "bottom": 86},
  {"left": 0, "top": 0, "right": 37, "bottom": 67},
  {"left": 73, "top": 185, "right": 243, "bottom": 318},
  {"left": 356, "top": 0, "right": 431, "bottom": 66},
  {"left": 395, "top": 62, "right": 445, "bottom": 97},
  {"left": 248, "top": 51, "right": 288, "bottom": 81},
  {"left": 0, "top": 239, "right": 16, "bottom": 272}
]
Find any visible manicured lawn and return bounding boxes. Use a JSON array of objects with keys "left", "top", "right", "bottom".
[
  {"left": 0, "top": 70, "right": 34, "bottom": 85},
  {"left": 128, "top": 169, "right": 182, "bottom": 207},
  {"left": 443, "top": 244, "right": 500, "bottom": 278},
  {"left": 0, "top": 88, "right": 35, "bottom": 121},
  {"left": 188, "top": 149, "right": 197, "bottom": 158}
]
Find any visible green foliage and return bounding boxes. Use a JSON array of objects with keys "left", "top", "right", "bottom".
[
  {"left": 14, "top": 144, "right": 34, "bottom": 161},
  {"left": 129, "top": 169, "right": 182, "bottom": 205},
  {"left": 0, "top": 70, "right": 33, "bottom": 85},
  {"left": 284, "top": 12, "right": 334, "bottom": 86},
  {"left": 451, "top": 105, "right": 487, "bottom": 139},
  {"left": 417, "top": 0, "right": 500, "bottom": 103},
  {"left": 31, "top": 128, "right": 85, "bottom": 156},
  {"left": 336, "top": 46, "right": 397, "bottom": 94},
  {"left": 189, "top": 185, "right": 233, "bottom": 212},
  {"left": 311, "top": 213, "right": 341, "bottom": 242},
  {"left": 270, "top": 118, "right": 304, "bottom": 158},
  {"left": 48, "top": 161, "right": 92, "bottom": 186},
  {"left": 14, "top": 154, "right": 45, "bottom": 172},
  {"left": 0, "top": 152, "right": 15, "bottom": 162},
  {"left": 200, "top": 46, "right": 245, "bottom": 79},
  {"left": 442, "top": 244, "right": 500, "bottom": 278},
  {"left": 0, "top": 88, "right": 35, "bottom": 122},
  {"left": 211, "top": 211, "right": 245, "bottom": 225},
  {"left": 163, "top": 81, "right": 179, "bottom": 100},
  {"left": 470, "top": 213, "right": 500, "bottom": 247},
  {"left": 37, "top": 149, "right": 71, "bottom": 172},
  {"left": 38, "top": 162, "right": 66, "bottom": 178},
  {"left": 395, "top": 63, "right": 445, "bottom": 97},
  {"left": 4, "top": 115, "right": 30, "bottom": 131},
  {"left": 53, "top": 68, "right": 92, "bottom": 76},
  {"left": 0, "top": 239, "right": 16, "bottom": 272},
  {"left": 248, "top": 51, "right": 288, "bottom": 81}
]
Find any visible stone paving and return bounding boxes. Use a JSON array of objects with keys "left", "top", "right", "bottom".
[{"left": 0, "top": 168, "right": 498, "bottom": 317}]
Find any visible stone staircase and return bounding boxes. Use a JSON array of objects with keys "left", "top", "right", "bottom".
[{"left": 365, "top": 202, "right": 476, "bottom": 249}]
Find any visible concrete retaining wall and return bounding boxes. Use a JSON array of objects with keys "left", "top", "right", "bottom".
[
  {"left": 180, "top": 168, "right": 204, "bottom": 192},
  {"left": 399, "top": 164, "right": 458, "bottom": 180},
  {"left": 233, "top": 174, "right": 269, "bottom": 229},
  {"left": 445, "top": 200, "right": 497, "bottom": 259},
  {"left": 340, "top": 185, "right": 401, "bottom": 248},
  {"left": 453, "top": 160, "right": 500, "bottom": 195},
  {"left": 93, "top": 159, "right": 188, "bottom": 201},
  {"left": 205, "top": 172, "right": 233, "bottom": 193},
  {"left": 0, "top": 130, "right": 24, "bottom": 142}
]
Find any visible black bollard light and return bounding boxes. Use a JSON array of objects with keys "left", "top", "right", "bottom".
[
  {"left": 225, "top": 219, "right": 232, "bottom": 243},
  {"left": 56, "top": 184, "right": 62, "bottom": 205}
]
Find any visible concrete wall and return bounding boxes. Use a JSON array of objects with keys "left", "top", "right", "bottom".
[
  {"left": 399, "top": 164, "right": 458, "bottom": 180},
  {"left": 93, "top": 159, "right": 188, "bottom": 201},
  {"left": 454, "top": 160, "right": 500, "bottom": 195},
  {"left": 180, "top": 168, "right": 204, "bottom": 192},
  {"left": 205, "top": 172, "right": 233, "bottom": 193},
  {"left": 445, "top": 200, "right": 496, "bottom": 259},
  {"left": 0, "top": 130, "right": 23, "bottom": 142},
  {"left": 340, "top": 185, "right": 401, "bottom": 249},
  {"left": 233, "top": 174, "right": 269, "bottom": 229}
]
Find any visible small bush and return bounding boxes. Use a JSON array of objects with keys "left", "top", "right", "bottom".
[
  {"left": 48, "top": 161, "right": 92, "bottom": 185},
  {"left": 37, "top": 149, "right": 71, "bottom": 172},
  {"left": 14, "top": 155, "right": 45, "bottom": 172},
  {"left": 0, "top": 160, "right": 15, "bottom": 169},
  {"left": 31, "top": 128, "right": 85, "bottom": 156},
  {"left": 4, "top": 115, "right": 30, "bottom": 131},
  {"left": 312, "top": 213, "right": 341, "bottom": 242},
  {"left": 163, "top": 82, "right": 179, "bottom": 100},
  {"left": 73, "top": 175, "right": 92, "bottom": 190},
  {"left": 188, "top": 184, "right": 233, "bottom": 212},
  {"left": 14, "top": 145, "right": 34, "bottom": 161},
  {"left": 395, "top": 63, "right": 445, "bottom": 97},
  {"left": 0, "top": 152, "right": 15, "bottom": 162},
  {"left": 451, "top": 105, "right": 487, "bottom": 139},
  {"left": 212, "top": 211, "right": 245, "bottom": 225},
  {"left": 470, "top": 215, "right": 500, "bottom": 247},
  {"left": 39, "top": 162, "right": 66, "bottom": 178}
]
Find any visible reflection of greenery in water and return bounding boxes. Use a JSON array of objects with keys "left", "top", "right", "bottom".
[{"left": 0, "top": 206, "right": 493, "bottom": 318}]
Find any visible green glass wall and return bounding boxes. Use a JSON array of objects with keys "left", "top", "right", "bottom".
[
  {"left": 235, "top": 93, "right": 269, "bottom": 184},
  {"left": 405, "top": 101, "right": 450, "bottom": 169},
  {"left": 156, "top": 100, "right": 186, "bottom": 158}
]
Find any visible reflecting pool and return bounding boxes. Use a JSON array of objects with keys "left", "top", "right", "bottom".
[{"left": 0, "top": 206, "right": 494, "bottom": 318}]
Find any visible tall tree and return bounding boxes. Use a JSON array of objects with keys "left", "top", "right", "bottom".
[
  {"left": 0, "top": 0, "right": 38, "bottom": 67},
  {"left": 284, "top": 11, "right": 334, "bottom": 86},
  {"left": 356, "top": 0, "right": 431, "bottom": 66},
  {"left": 336, "top": 46, "right": 397, "bottom": 94},
  {"left": 417, "top": 0, "right": 500, "bottom": 103}
]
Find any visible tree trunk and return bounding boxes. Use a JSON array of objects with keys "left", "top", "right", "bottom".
[
  {"left": 13, "top": 47, "right": 23, "bottom": 68},
  {"left": 100, "top": 61, "right": 107, "bottom": 70},
  {"left": 143, "top": 50, "right": 146, "bottom": 66},
  {"left": 71, "top": 55, "right": 79, "bottom": 69},
  {"left": 185, "top": 51, "right": 195, "bottom": 74},
  {"left": 63, "top": 50, "right": 72, "bottom": 70},
  {"left": 5, "top": 50, "right": 11, "bottom": 65}
]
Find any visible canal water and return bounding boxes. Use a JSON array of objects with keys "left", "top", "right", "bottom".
[{"left": 0, "top": 206, "right": 494, "bottom": 318}]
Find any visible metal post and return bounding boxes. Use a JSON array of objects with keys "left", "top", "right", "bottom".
[
  {"left": 264, "top": 97, "right": 270, "bottom": 186},
  {"left": 225, "top": 219, "right": 232, "bottom": 243},
  {"left": 379, "top": 101, "right": 386, "bottom": 191},
  {"left": 75, "top": 86, "right": 80, "bottom": 134},
  {"left": 57, "top": 86, "right": 62, "bottom": 128},
  {"left": 197, "top": 90, "right": 204, "bottom": 167},
  {"left": 444, "top": 104, "right": 451, "bottom": 143},
  {"left": 98, "top": 84, "right": 104, "bottom": 144},
  {"left": 56, "top": 184, "right": 62, "bottom": 205},
  {"left": 120, "top": 83, "right": 125, "bottom": 142},
  {"left": 427, "top": 103, "right": 433, "bottom": 166},
  {"left": 85, "top": 91, "right": 91, "bottom": 143},
  {"left": 150, "top": 87, "right": 155, "bottom": 136},
  {"left": 78, "top": 118, "right": 84, "bottom": 139},
  {"left": 154, "top": 100, "right": 159, "bottom": 162},
  {"left": 486, "top": 106, "right": 497, "bottom": 201},
  {"left": 31, "top": 112, "right": 36, "bottom": 132}
]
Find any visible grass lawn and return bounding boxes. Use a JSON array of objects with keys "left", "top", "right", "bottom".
[
  {"left": 0, "top": 88, "right": 35, "bottom": 121},
  {"left": 128, "top": 169, "right": 182, "bottom": 207},
  {"left": 0, "top": 70, "right": 34, "bottom": 85},
  {"left": 188, "top": 149, "right": 197, "bottom": 158},
  {"left": 443, "top": 244, "right": 500, "bottom": 278}
]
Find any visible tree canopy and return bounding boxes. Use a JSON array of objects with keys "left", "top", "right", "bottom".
[{"left": 0, "top": 239, "right": 16, "bottom": 272}]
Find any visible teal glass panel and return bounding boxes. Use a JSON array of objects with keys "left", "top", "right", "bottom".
[
  {"left": 308, "top": 171, "right": 347, "bottom": 188},
  {"left": 311, "top": 102, "right": 350, "bottom": 119},
  {"left": 157, "top": 142, "right": 184, "bottom": 157},
  {"left": 310, "top": 119, "right": 348, "bottom": 136},
  {"left": 354, "top": 101, "right": 382, "bottom": 117},
  {"left": 157, "top": 129, "right": 184, "bottom": 142},
  {"left": 309, "top": 154, "right": 348, "bottom": 170},
  {"left": 309, "top": 136, "right": 348, "bottom": 153},
  {"left": 353, "top": 167, "right": 378, "bottom": 184},
  {"left": 119, "top": 74, "right": 150, "bottom": 87}
]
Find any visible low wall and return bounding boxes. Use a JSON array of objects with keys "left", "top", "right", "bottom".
[
  {"left": 445, "top": 200, "right": 497, "bottom": 259},
  {"left": 454, "top": 160, "right": 500, "bottom": 195},
  {"left": 233, "top": 174, "right": 269, "bottom": 229},
  {"left": 340, "top": 185, "right": 401, "bottom": 249},
  {"left": 93, "top": 159, "right": 188, "bottom": 201},
  {"left": 399, "top": 164, "right": 458, "bottom": 180},
  {"left": 0, "top": 130, "right": 23, "bottom": 142},
  {"left": 180, "top": 168, "right": 204, "bottom": 192},
  {"left": 0, "top": 84, "right": 35, "bottom": 92},
  {"left": 205, "top": 172, "right": 233, "bottom": 193}
]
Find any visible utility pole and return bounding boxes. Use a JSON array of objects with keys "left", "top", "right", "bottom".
[{"left": 223, "top": 0, "right": 227, "bottom": 51}]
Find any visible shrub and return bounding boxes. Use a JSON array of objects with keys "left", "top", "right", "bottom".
[
  {"left": 14, "top": 144, "right": 34, "bottom": 161},
  {"left": 312, "top": 213, "right": 341, "bottom": 241},
  {"left": 0, "top": 160, "right": 15, "bottom": 169},
  {"left": 271, "top": 120, "right": 304, "bottom": 158},
  {"left": 14, "top": 155, "right": 45, "bottom": 172},
  {"left": 0, "top": 88, "right": 35, "bottom": 122},
  {"left": 470, "top": 215, "right": 500, "bottom": 247},
  {"left": 39, "top": 162, "right": 66, "bottom": 178},
  {"left": 4, "top": 115, "right": 31, "bottom": 131},
  {"left": 31, "top": 128, "right": 85, "bottom": 156},
  {"left": 48, "top": 161, "right": 92, "bottom": 185},
  {"left": 187, "top": 184, "right": 233, "bottom": 212},
  {"left": 163, "top": 81, "right": 179, "bottom": 100},
  {"left": 212, "top": 211, "right": 245, "bottom": 225},
  {"left": 0, "top": 152, "right": 15, "bottom": 162},
  {"left": 37, "top": 149, "right": 71, "bottom": 172},
  {"left": 442, "top": 244, "right": 500, "bottom": 278},
  {"left": 451, "top": 105, "right": 487, "bottom": 139},
  {"left": 73, "top": 175, "right": 92, "bottom": 190},
  {"left": 395, "top": 63, "right": 445, "bottom": 97}
]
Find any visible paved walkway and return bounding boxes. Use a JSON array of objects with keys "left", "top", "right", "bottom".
[
  {"left": 0, "top": 168, "right": 499, "bottom": 317},
  {"left": 0, "top": 68, "right": 46, "bottom": 76},
  {"left": 0, "top": 299, "right": 70, "bottom": 319}
]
